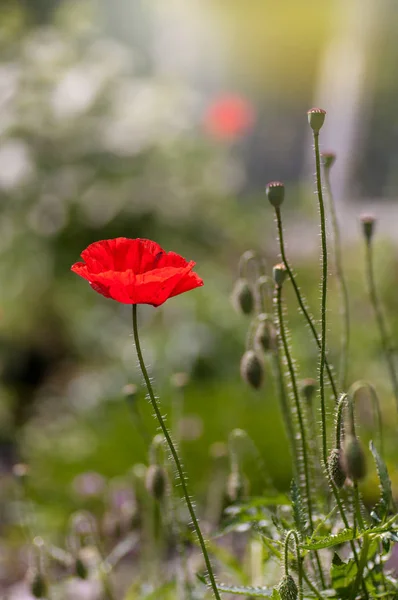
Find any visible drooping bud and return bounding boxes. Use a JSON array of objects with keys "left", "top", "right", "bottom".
[
  {"left": 327, "top": 448, "right": 346, "bottom": 488},
  {"left": 29, "top": 571, "right": 48, "bottom": 599},
  {"left": 254, "top": 318, "right": 276, "bottom": 353},
  {"left": 321, "top": 151, "right": 336, "bottom": 169},
  {"left": 343, "top": 435, "right": 367, "bottom": 481},
  {"left": 277, "top": 574, "right": 298, "bottom": 600},
  {"left": 226, "top": 471, "right": 248, "bottom": 503},
  {"left": 145, "top": 464, "right": 167, "bottom": 500},
  {"left": 266, "top": 181, "right": 285, "bottom": 208},
  {"left": 307, "top": 108, "right": 326, "bottom": 133},
  {"left": 273, "top": 263, "right": 287, "bottom": 288},
  {"left": 299, "top": 378, "right": 317, "bottom": 405},
  {"left": 231, "top": 278, "right": 255, "bottom": 315},
  {"left": 360, "top": 214, "right": 376, "bottom": 243},
  {"left": 240, "top": 350, "right": 263, "bottom": 389}
]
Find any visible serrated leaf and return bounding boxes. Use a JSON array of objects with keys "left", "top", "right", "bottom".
[
  {"left": 370, "top": 440, "right": 393, "bottom": 520},
  {"left": 303, "top": 528, "right": 354, "bottom": 550},
  {"left": 212, "top": 583, "right": 274, "bottom": 597},
  {"left": 291, "top": 479, "right": 306, "bottom": 533}
]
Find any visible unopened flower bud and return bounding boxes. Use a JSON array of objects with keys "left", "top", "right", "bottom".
[
  {"left": 240, "top": 350, "right": 263, "bottom": 389},
  {"left": 360, "top": 214, "right": 376, "bottom": 243},
  {"left": 231, "top": 278, "right": 255, "bottom": 315},
  {"left": 321, "top": 151, "right": 336, "bottom": 169},
  {"left": 299, "top": 378, "right": 317, "bottom": 405},
  {"left": 226, "top": 471, "right": 248, "bottom": 502},
  {"left": 75, "top": 554, "right": 89, "bottom": 579},
  {"left": 254, "top": 319, "right": 275, "bottom": 353},
  {"left": 266, "top": 181, "right": 285, "bottom": 208},
  {"left": 273, "top": 263, "right": 287, "bottom": 288},
  {"left": 277, "top": 574, "right": 298, "bottom": 600},
  {"left": 343, "top": 435, "right": 367, "bottom": 481},
  {"left": 29, "top": 571, "right": 48, "bottom": 599},
  {"left": 327, "top": 448, "right": 346, "bottom": 488},
  {"left": 307, "top": 108, "right": 326, "bottom": 133},
  {"left": 145, "top": 465, "right": 167, "bottom": 500}
]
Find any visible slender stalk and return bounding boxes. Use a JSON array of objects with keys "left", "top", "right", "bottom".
[
  {"left": 132, "top": 305, "right": 221, "bottom": 600},
  {"left": 364, "top": 239, "right": 398, "bottom": 412},
  {"left": 284, "top": 530, "right": 303, "bottom": 600},
  {"left": 275, "top": 286, "right": 325, "bottom": 588},
  {"left": 324, "top": 166, "right": 350, "bottom": 391},
  {"left": 274, "top": 206, "right": 338, "bottom": 401},
  {"left": 351, "top": 533, "right": 370, "bottom": 600}
]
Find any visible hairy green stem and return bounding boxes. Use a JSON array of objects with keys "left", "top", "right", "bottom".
[
  {"left": 132, "top": 305, "right": 221, "bottom": 600},
  {"left": 324, "top": 167, "right": 350, "bottom": 391},
  {"left": 334, "top": 393, "right": 347, "bottom": 448},
  {"left": 272, "top": 351, "right": 298, "bottom": 478},
  {"left": 364, "top": 239, "right": 398, "bottom": 413},
  {"left": 284, "top": 530, "right": 303, "bottom": 600},
  {"left": 274, "top": 206, "right": 338, "bottom": 401},
  {"left": 275, "top": 286, "right": 325, "bottom": 588}
]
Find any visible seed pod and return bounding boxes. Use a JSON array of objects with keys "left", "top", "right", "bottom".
[
  {"left": 321, "top": 151, "right": 336, "bottom": 169},
  {"left": 254, "top": 320, "right": 275, "bottom": 353},
  {"left": 30, "top": 571, "right": 48, "bottom": 599},
  {"left": 75, "top": 554, "right": 89, "bottom": 579},
  {"left": 360, "top": 214, "right": 376, "bottom": 243},
  {"left": 266, "top": 181, "right": 285, "bottom": 208},
  {"left": 307, "top": 108, "right": 326, "bottom": 133},
  {"left": 327, "top": 448, "right": 346, "bottom": 488},
  {"left": 277, "top": 574, "right": 298, "bottom": 600},
  {"left": 240, "top": 350, "right": 263, "bottom": 389},
  {"left": 145, "top": 465, "right": 167, "bottom": 500},
  {"left": 299, "top": 378, "right": 317, "bottom": 405},
  {"left": 273, "top": 263, "right": 287, "bottom": 288},
  {"left": 226, "top": 471, "right": 248, "bottom": 503},
  {"left": 343, "top": 435, "right": 367, "bottom": 481},
  {"left": 231, "top": 278, "right": 254, "bottom": 315}
]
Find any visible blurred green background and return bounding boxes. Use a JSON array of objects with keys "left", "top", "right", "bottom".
[{"left": 1, "top": 0, "right": 398, "bottom": 590}]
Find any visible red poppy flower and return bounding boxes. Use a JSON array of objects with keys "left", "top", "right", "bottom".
[
  {"left": 204, "top": 94, "right": 254, "bottom": 139},
  {"left": 71, "top": 238, "right": 204, "bottom": 306}
]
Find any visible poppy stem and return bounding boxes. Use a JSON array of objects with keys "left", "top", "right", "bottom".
[{"left": 132, "top": 304, "right": 221, "bottom": 600}]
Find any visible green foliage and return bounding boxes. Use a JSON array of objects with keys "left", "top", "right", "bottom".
[{"left": 369, "top": 440, "right": 394, "bottom": 521}]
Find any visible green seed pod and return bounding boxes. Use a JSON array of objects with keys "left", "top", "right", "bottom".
[
  {"left": 277, "top": 574, "right": 298, "bottom": 600},
  {"left": 226, "top": 471, "right": 248, "bottom": 503},
  {"left": 343, "top": 435, "right": 367, "bottom": 481},
  {"left": 30, "top": 571, "right": 48, "bottom": 598},
  {"left": 299, "top": 378, "right": 317, "bottom": 405},
  {"left": 254, "top": 319, "right": 275, "bottom": 353},
  {"left": 240, "top": 350, "right": 263, "bottom": 389},
  {"left": 145, "top": 464, "right": 167, "bottom": 500},
  {"left": 307, "top": 107, "right": 326, "bottom": 133},
  {"left": 273, "top": 263, "right": 287, "bottom": 288},
  {"left": 75, "top": 554, "right": 89, "bottom": 579},
  {"left": 266, "top": 181, "right": 285, "bottom": 208},
  {"left": 231, "top": 278, "right": 255, "bottom": 315},
  {"left": 327, "top": 448, "right": 346, "bottom": 488},
  {"left": 360, "top": 214, "right": 376, "bottom": 243},
  {"left": 321, "top": 151, "right": 336, "bottom": 169}
]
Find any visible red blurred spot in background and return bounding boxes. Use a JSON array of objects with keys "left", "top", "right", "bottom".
[{"left": 204, "top": 95, "right": 254, "bottom": 139}]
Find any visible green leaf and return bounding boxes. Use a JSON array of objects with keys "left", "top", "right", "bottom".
[
  {"left": 330, "top": 553, "right": 357, "bottom": 599},
  {"left": 303, "top": 528, "right": 355, "bottom": 550},
  {"left": 291, "top": 479, "right": 306, "bottom": 534},
  {"left": 369, "top": 440, "right": 393, "bottom": 520},
  {"left": 212, "top": 583, "right": 274, "bottom": 597}
]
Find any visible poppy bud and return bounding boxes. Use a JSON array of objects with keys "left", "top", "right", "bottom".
[
  {"left": 231, "top": 278, "right": 255, "bottom": 315},
  {"left": 29, "top": 571, "right": 48, "bottom": 599},
  {"left": 327, "top": 448, "right": 346, "bottom": 488},
  {"left": 273, "top": 263, "right": 287, "bottom": 288},
  {"left": 145, "top": 464, "right": 167, "bottom": 500},
  {"left": 343, "top": 435, "right": 367, "bottom": 481},
  {"left": 321, "top": 151, "right": 336, "bottom": 169},
  {"left": 240, "top": 350, "right": 263, "bottom": 389},
  {"left": 360, "top": 214, "right": 376, "bottom": 243},
  {"left": 277, "top": 574, "right": 298, "bottom": 600},
  {"left": 254, "top": 319, "right": 275, "bottom": 353},
  {"left": 299, "top": 378, "right": 317, "bottom": 405},
  {"left": 226, "top": 471, "right": 248, "bottom": 503},
  {"left": 307, "top": 108, "right": 326, "bottom": 133},
  {"left": 75, "top": 555, "right": 89, "bottom": 580},
  {"left": 266, "top": 181, "right": 285, "bottom": 208}
]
